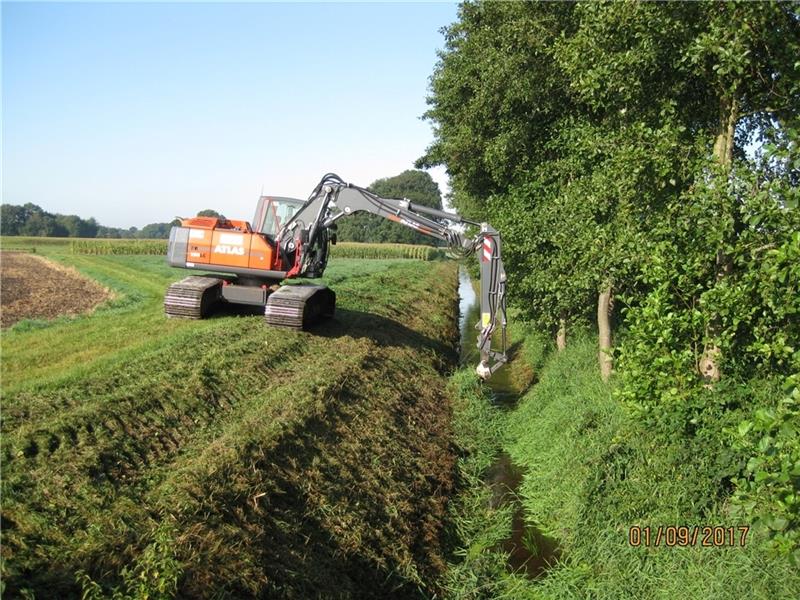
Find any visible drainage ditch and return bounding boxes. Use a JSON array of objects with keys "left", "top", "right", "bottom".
[{"left": 457, "top": 266, "right": 561, "bottom": 578}]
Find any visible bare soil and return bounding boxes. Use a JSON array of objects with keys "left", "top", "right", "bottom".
[{"left": 0, "top": 252, "right": 112, "bottom": 328}]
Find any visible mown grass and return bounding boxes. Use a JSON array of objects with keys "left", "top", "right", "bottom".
[
  {"left": 2, "top": 249, "right": 462, "bottom": 598},
  {"left": 1, "top": 253, "right": 208, "bottom": 390}
]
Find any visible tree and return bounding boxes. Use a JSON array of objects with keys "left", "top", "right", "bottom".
[
  {"left": 1, "top": 204, "right": 32, "bottom": 235},
  {"left": 55, "top": 214, "right": 99, "bottom": 238},
  {"left": 197, "top": 209, "right": 225, "bottom": 219},
  {"left": 421, "top": 0, "right": 799, "bottom": 377},
  {"left": 336, "top": 170, "right": 445, "bottom": 245},
  {"left": 421, "top": 1, "right": 703, "bottom": 355},
  {"left": 138, "top": 222, "right": 174, "bottom": 239}
]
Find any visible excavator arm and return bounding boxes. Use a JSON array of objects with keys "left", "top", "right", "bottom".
[{"left": 277, "top": 173, "right": 508, "bottom": 378}]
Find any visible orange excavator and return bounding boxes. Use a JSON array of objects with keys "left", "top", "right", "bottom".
[{"left": 165, "top": 173, "right": 507, "bottom": 378}]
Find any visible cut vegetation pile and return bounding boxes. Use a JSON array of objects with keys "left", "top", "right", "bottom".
[{"left": 1, "top": 251, "right": 460, "bottom": 598}]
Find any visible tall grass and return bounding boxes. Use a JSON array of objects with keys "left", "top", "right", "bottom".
[
  {"left": 438, "top": 370, "right": 530, "bottom": 599},
  {"left": 501, "top": 333, "right": 800, "bottom": 599}
]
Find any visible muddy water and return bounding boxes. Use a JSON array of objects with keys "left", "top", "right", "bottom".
[
  {"left": 485, "top": 454, "right": 561, "bottom": 578},
  {"left": 458, "top": 267, "right": 561, "bottom": 578},
  {"left": 457, "top": 268, "right": 516, "bottom": 402}
]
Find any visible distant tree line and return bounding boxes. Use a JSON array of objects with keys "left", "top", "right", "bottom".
[
  {"left": 0, "top": 173, "right": 440, "bottom": 244},
  {"left": 0, "top": 203, "right": 224, "bottom": 239}
]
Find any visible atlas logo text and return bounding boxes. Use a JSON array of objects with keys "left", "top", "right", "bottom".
[{"left": 214, "top": 245, "right": 245, "bottom": 255}]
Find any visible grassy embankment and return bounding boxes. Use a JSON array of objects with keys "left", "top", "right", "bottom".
[
  {"left": 1, "top": 240, "right": 461, "bottom": 598},
  {"left": 444, "top": 326, "right": 800, "bottom": 599}
]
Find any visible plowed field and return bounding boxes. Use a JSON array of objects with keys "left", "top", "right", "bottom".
[{"left": 0, "top": 252, "right": 112, "bottom": 328}]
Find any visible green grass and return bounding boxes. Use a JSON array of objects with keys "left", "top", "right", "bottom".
[
  {"left": 439, "top": 326, "right": 799, "bottom": 599},
  {"left": 1, "top": 249, "right": 462, "bottom": 598},
  {"left": 501, "top": 333, "right": 799, "bottom": 599},
  {"left": 1, "top": 236, "right": 74, "bottom": 252}
]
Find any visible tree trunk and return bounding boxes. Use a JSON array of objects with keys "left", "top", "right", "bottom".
[
  {"left": 556, "top": 316, "right": 566, "bottom": 352},
  {"left": 712, "top": 96, "right": 738, "bottom": 168},
  {"left": 701, "top": 95, "right": 739, "bottom": 384},
  {"left": 699, "top": 342, "right": 721, "bottom": 384},
  {"left": 598, "top": 286, "right": 613, "bottom": 382}
]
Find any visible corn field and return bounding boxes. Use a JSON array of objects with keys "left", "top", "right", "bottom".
[
  {"left": 330, "top": 242, "right": 443, "bottom": 261},
  {"left": 71, "top": 239, "right": 168, "bottom": 255},
  {"left": 69, "top": 239, "right": 443, "bottom": 260}
]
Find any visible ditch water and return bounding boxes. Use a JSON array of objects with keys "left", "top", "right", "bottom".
[
  {"left": 457, "top": 268, "right": 516, "bottom": 402},
  {"left": 457, "top": 266, "right": 561, "bottom": 578}
]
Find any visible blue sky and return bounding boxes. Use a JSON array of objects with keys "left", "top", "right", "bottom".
[{"left": 2, "top": 1, "right": 458, "bottom": 228}]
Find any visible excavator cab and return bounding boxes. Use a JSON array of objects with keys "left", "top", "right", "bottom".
[{"left": 252, "top": 196, "right": 305, "bottom": 238}]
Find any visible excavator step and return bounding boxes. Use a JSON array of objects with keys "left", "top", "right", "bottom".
[
  {"left": 164, "top": 276, "right": 223, "bottom": 319},
  {"left": 264, "top": 284, "right": 335, "bottom": 330}
]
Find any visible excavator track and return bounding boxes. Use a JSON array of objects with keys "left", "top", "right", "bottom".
[
  {"left": 264, "top": 285, "right": 335, "bottom": 330},
  {"left": 164, "top": 276, "right": 223, "bottom": 319}
]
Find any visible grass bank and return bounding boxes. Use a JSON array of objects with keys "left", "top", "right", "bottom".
[
  {"left": 2, "top": 251, "right": 462, "bottom": 598},
  {"left": 444, "top": 329, "right": 800, "bottom": 599}
]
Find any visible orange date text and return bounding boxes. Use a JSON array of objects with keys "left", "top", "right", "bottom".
[{"left": 628, "top": 525, "right": 749, "bottom": 548}]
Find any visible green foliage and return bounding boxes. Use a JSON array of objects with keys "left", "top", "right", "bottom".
[
  {"left": 419, "top": 1, "right": 578, "bottom": 213},
  {"left": 423, "top": 0, "right": 799, "bottom": 328},
  {"left": 1, "top": 203, "right": 71, "bottom": 236},
  {"left": 616, "top": 132, "right": 800, "bottom": 557},
  {"left": 730, "top": 376, "right": 800, "bottom": 564},
  {"left": 78, "top": 521, "right": 182, "bottom": 600},
  {"left": 336, "top": 169, "right": 446, "bottom": 245}
]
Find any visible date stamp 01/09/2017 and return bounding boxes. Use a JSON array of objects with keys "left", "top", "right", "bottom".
[{"left": 628, "top": 525, "right": 750, "bottom": 548}]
